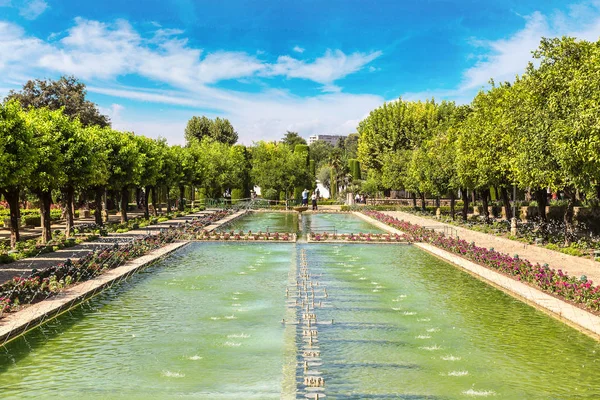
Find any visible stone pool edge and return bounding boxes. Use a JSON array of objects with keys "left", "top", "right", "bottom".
[
  {"left": 354, "top": 211, "right": 600, "bottom": 341},
  {"left": 0, "top": 241, "right": 190, "bottom": 345},
  {"left": 0, "top": 209, "right": 247, "bottom": 345}
]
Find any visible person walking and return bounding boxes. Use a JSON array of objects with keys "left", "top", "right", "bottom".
[{"left": 311, "top": 192, "right": 318, "bottom": 211}]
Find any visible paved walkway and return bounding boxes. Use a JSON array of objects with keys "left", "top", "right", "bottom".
[
  {"left": 0, "top": 210, "right": 155, "bottom": 242},
  {"left": 383, "top": 211, "right": 600, "bottom": 283},
  {"left": 0, "top": 210, "right": 217, "bottom": 284}
]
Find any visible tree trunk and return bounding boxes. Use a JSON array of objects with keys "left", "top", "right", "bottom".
[
  {"left": 500, "top": 186, "right": 512, "bottom": 220},
  {"left": 449, "top": 191, "right": 456, "bottom": 220},
  {"left": 534, "top": 188, "right": 548, "bottom": 222},
  {"left": 179, "top": 185, "right": 185, "bottom": 211},
  {"left": 156, "top": 187, "right": 163, "bottom": 213},
  {"left": 166, "top": 186, "right": 172, "bottom": 213},
  {"left": 64, "top": 186, "right": 75, "bottom": 238},
  {"left": 120, "top": 187, "right": 129, "bottom": 223},
  {"left": 191, "top": 185, "right": 195, "bottom": 209},
  {"left": 481, "top": 188, "right": 490, "bottom": 223},
  {"left": 151, "top": 186, "right": 158, "bottom": 216},
  {"left": 411, "top": 192, "right": 417, "bottom": 208},
  {"left": 420, "top": 192, "right": 426, "bottom": 211},
  {"left": 94, "top": 187, "right": 104, "bottom": 226},
  {"left": 144, "top": 186, "right": 151, "bottom": 219},
  {"left": 461, "top": 188, "right": 469, "bottom": 222},
  {"left": 3, "top": 189, "right": 21, "bottom": 249},
  {"left": 103, "top": 189, "right": 109, "bottom": 222},
  {"left": 136, "top": 187, "right": 143, "bottom": 209},
  {"left": 39, "top": 190, "right": 52, "bottom": 244},
  {"left": 563, "top": 187, "right": 576, "bottom": 246}
]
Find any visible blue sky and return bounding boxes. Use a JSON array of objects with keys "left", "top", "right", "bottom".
[{"left": 2, "top": 0, "right": 600, "bottom": 144}]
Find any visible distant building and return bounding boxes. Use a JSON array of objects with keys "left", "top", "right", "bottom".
[{"left": 308, "top": 134, "right": 346, "bottom": 146}]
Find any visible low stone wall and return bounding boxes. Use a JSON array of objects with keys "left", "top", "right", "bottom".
[
  {"left": 0, "top": 241, "right": 189, "bottom": 344},
  {"left": 203, "top": 210, "right": 247, "bottom": 231}
]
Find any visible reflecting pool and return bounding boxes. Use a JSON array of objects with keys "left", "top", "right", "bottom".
[
  {"left": 217, "top": 211, "right": 298, "bottom": 233},
  {"left": 305, "top": 212, "right": 385, "bottom": 234},
  {"left": 1, "top": 213, "right": 600, "bottom": 399}
]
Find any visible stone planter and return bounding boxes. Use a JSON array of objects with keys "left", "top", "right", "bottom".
[
  {"left": 472, "top": 206, "right": 481, "bottom": 216},
  {"left": 79, "top": 209, "right": 91, "bottom": 219},
  {"left": 488, "top": 206, "right": 502, "bottom": 218},
  {"left": 520, "top": 206, "right": 538, "bottom": 222}
]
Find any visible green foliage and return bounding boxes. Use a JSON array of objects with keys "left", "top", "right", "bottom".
[
  {"left": 330, "top": 168, "right": 337, "bottom": 199},
  {"left": 293, "top": 187, "right": 303, "bottom": 202},
  {"left": 251, "top": 141, "right": 311, "bottom": 200},
  {"left": 231, "top": 188, "right": 244, "bottom": 203},
  {"left": 22, "top": 215, "right": 41, "bottom": 227},
  {"left": 185, "top": 116, "right": 238, "bottom": 145},
  {"left": 317, "top": 165, "right": 331, "bottom": 192},
  {"left": 309, "top": 140, "right": 334, "bottom": 169},
  {"left": 348, "top": 159, "right": 361, "bottom": 180},
  {"left": 5, "top": 76, "right": 110, "bottom": 128},
  {"left": 357, "top": 98, "right": 452, "bottom": 172},
  {"left": 282, "top": 131, "right": 307, "bottom": 149},
  {"left": 262, "top": 188, "right": 279, "bottom": 200},
  {"left": 0, "top": 101, "right": 35, "bottom": 190}
]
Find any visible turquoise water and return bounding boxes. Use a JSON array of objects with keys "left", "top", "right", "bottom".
[
  {"left": 305, "top": 213, "right": 385, "bottom": 234},
  {"left": 1, "top": 213, "right": 600, "bottom": 398},
  {"left": 0, "top": 243, "right": 293, "bottom": 399},
  {"left": 217, "top": 212, "right": 298, "bottom": 233},
  {"left": 300, "top": 244, "right": 600, "bottom": 398}
]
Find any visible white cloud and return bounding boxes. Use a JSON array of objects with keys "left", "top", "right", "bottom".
[
  {"left": 85, "top": 84, "right": 382, "bottom": 145},
  {"left": 293, "top": 45, "right": 305, "bottom": 53},
  {"left": 196, "top": 51, "right": 265, "bottom": 83},
  {"left": 401, "top": 2, "right": 600, "bottom": 107},
  {"left": 99, "top": 103, "right": 124, "bottom": 122},
  {"left": 460, "top": 3, "right": 600, "bottom": 91},
  {"left": 0, "top": 21, "right": 48, "bottom": 75},
  {"left": 0, "top": 17, "right": 384, "bottom": 144},
  {"left": 267, "top": 49, "right": 382, "bottom": 86},
  {"left": 460, "top": 12, "right": 550, "bottom": 90},
  {"left": 19, "top": 0, "right": 48, "bottom": 20},
  {"left": 16, "top": 17, "right": 379, "bottom": 91}
]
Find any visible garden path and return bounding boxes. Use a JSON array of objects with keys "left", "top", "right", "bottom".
[
  {"left": 0, "top": 209, "right": 148, "bottom": 242},
  {"left": 0, "top": 211, "right": 216, "bottom": 285},
  {"left": 383, "top": 211, "right": 600, "bottom": 284}
]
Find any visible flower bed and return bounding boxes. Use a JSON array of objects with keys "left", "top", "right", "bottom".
[
  {"left": 364, "top": 211, "right": 600, "bottom": 313},
  {"left": 192, "top": 230, "right": 294, "bottom": 241},
  {"left": 309, "top": 231, "right": 410, "bottom": 243},
  {"left": 0, "top": 210, "right": 233, "bottom": 318}
]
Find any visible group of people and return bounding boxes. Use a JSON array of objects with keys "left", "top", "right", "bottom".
[
  {"left": 354, "top": 193, "right": 367, "bottom": 204},
  {"left": 301, "top": 188, "right": 319, "bottom": 210}
]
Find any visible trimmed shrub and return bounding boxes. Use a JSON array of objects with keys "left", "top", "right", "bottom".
[
  {"left": 22, "top": 215, "right": 41, "bottom": 227},
  {"left": 231, "top": 188, "right": 244, "bottom": 204}
]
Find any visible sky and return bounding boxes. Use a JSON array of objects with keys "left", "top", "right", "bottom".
[{"left": 2, "top": 0, "right": 600, "bottom": 145}]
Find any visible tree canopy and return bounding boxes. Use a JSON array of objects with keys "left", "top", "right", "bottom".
[
  {"left": 185, "top": 116, "right": 238, "bottom": 145},
  {"left": 6, "top": 76, "right": 110, "bottom": 128},
  {"left": 282, "top": 131, "right": 307, "bottom": 149}
]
